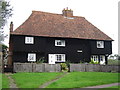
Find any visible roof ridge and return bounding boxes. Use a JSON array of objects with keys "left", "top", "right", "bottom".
[
  {"left": 32, "top": 10, "right": 61, "bottom": 15},
  {"left": 32, "top": 10, "right": 85, "bottom": 18}
]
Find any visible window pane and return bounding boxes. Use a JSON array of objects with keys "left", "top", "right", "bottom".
[
  {"left": 91, "top": 55, "right": 98, "bottom": 62},
  {"left": 28, "top": 53, "right": 36, "bottom": 61},
  {"left": 55, "top": 40, "right": 65, "bottom": 46},
  {"left": 55, "top": 54, "right": 65, "bottom": 62},
  {"left": 25, "top": 37, "right": 34, "bottom": 44},
  {"left": 97, "top": 41, "right": 104, "bottom": 48}
]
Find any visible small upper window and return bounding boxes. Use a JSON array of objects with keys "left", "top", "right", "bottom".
[
  {"left": 25, "top": 37, "right": 34, "bottom": 44},
  {"left": 97, "top": 41, "right": 104, "bottom": 48},
  {"left": 55, "top": 40, "right": 65, "bottom": 47}
]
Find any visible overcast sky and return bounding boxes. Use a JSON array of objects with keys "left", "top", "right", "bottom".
[{"left": 3, "top": 0, "right": 119, "bottom": 54}]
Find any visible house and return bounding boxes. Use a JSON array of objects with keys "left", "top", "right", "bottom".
[{"left": 8, "top": 8, "right": 113, "bottom": 66}]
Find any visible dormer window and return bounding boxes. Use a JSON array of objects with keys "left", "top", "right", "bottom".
[
  {"left": 25, "top": 37, "right": 34, "bottom": 44},
  {"left": 55, "top": 40, "right": 65, "bottom": 47},
  {"left": 97, "top": 41, "right": 104, "bottom": 48}
]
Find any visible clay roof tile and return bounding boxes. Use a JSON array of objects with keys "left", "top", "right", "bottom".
[{"left": 11, "top": 10, "right": 113, "bottom": 41}]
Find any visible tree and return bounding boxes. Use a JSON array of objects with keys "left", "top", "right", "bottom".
[
  {"left": 0, "top": 0, "right": 12, "bottom": 42},
  {"left": 0, "top": 0, "right": 12, "bottom": 29}
]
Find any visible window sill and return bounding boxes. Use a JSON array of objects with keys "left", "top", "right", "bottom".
[
  {"left": 55, "top": 45, "right": 65, "bottom": 47},
  {"left": 55, "top": 61, "right": 65, "bottom": 62}
]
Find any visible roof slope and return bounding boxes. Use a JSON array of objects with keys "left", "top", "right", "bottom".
[{"left": 11, "top": 11, "right": 113, "bottom": 41}]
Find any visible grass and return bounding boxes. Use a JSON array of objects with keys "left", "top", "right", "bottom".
[
  {"left": 107, "top": 85, "right": 120, "bottom": 88},
  {"left": 108, "top": 59, "right": 120, "bottom": 65},
  {"left": 99, "top": 85, "right": 120, "bottom": 90},
  {"left": 46, "top": 72, "right": 119, "bottom": 88},
  {"left": 11, "top": 72, "right": 63, "bottom": 88},
  {"left": 0, "top": 73, "right": 2, "bottom": 89},
  {"left": 2, "top": 74, "right": 9, "bottom": 88}
]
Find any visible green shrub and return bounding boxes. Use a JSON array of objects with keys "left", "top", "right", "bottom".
[
  {"left": 60, "top": 63, "right": 68, "bottom": 72},
  {"left": 89, "top": 59, "right": 99, "bottom": 64},
  {"left": 36, "top": 57, "right": 45, "bottom": 63},
  {"left": 65, "top": 60, "right": 71, "bottom": 68}
]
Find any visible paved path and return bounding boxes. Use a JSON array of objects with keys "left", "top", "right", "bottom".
[
  {"left": 84, "top": 83, "right": 120, "bottom": 88},
  {"left": 5, "top": 73, "right": 18, "bottom": 89},
  {"left": 39, "top": 72, "right": 68, "bottom": 88}
]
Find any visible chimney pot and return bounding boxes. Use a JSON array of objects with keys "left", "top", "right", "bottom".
[{"left": 62, "top": 7, "right": 73, "bottom": 17}]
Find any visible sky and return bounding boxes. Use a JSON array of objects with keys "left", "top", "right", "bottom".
[{"left": 3, "top": 0, "right": 119, "bottom": 54}]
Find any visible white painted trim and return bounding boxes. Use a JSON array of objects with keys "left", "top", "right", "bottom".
[
  {"left": 25, "top": 37, "right": 34, "bottom": 44},
  {"left": 48, "top": 54, "right": 66, "bottom": 64},
  {"left": 55, "top": 40, "right": 65, "bottom": 47},
  {"left": 28, "top": 53, "right": 36, "bottom": 62},
  {"left": 48, "top": 54, "right": 55, "bottom": 64},
  {"left": 55, "top": 54, "right": 65, "bottom": 62},
  {"left": 97, "top": 41, "right": 104, "bottom": 48},
  {"left": 91, "top": 55, "right": 99, "bottom": 62},
  {"left": 100, "top": 55, "right": 105, "bottom": 65}
]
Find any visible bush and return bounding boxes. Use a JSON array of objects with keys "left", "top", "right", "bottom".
[
  {"left": 60, "top": 63, "right": 68, "bottom": 72},
  {"left": 36, "top": 57, "right": 45, "bottom": 63},
  {"left": 65, "top": 60, "right": 71, "bottom": 68},
  {"left": 89, "top": 59, "right": 99, "bottom": 64}
]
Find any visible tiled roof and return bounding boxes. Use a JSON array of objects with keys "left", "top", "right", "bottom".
[{"left": 11, "top": 10, "right": 113, "bottom": 41}]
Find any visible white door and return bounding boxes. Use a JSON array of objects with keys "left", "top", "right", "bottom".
[
  {"left": 100, "top": 55, "right": 105, "bottom": 65},
  {"left": 48, "top": 54, "right": 55, "bottom": 64}
]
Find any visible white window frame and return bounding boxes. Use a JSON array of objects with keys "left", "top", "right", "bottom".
[
  {"left": 91, "top": 55, "right": 99, "bottom": 62},
  {"left": 97, "top": 41, "right": 104, "bottom": 48},
  {"left": 25, "top": 37, "right": 34, "bottom": 44},
  {"left": 55, "top": 40, "right": 65, "bottom": 47},
  {"left": 27, "top": 53, "right": 36, "bottom": 62},
  {"left": 55, "top": 54, "right": 65, "bottom": 62}
]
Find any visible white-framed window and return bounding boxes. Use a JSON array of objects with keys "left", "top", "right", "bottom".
[
  {"left": 28, "top": 53, "right": 36, "bottom": 62},
  {"left": 55, "top": 54, "right": 65, "bottom": 62},
  {"left": 25, "top": 37, "right": 34, "bottom": 44},
  {"left": 91, "top": 55, "right": 99, "bottom": 62},
  {"left": 97, "top": 41, "right": 104, "bottom": 48},
  {"left": 55, "top": 40, "right": 65, "bottom": 47}
]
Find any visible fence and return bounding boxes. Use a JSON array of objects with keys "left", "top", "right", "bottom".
[
  {"left": 14, "top": 63, "right": 120, "bottom": 73},
  {"left": 70, "top": 64, "right": 120, "bottom": 72},
  {"left": 14, "top": 63, "right": 61, "bottom": 72}
]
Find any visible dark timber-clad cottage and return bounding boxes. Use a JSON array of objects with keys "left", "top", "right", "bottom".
[{"left": 8, "top": 8, "right": 113, "bottom": 67}]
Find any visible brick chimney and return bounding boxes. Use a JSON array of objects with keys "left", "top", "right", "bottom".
[
  {"left": 62, "top": 7, "right": 73, "bottom": 17},
  {"left": 10, "top": 21, "right": 13, "bottom": 32}
]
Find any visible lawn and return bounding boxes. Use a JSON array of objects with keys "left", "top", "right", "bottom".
[
  {"left": 11, "top": 72, "right": 63, "bottom": 88},
  {"left": 46, "top": 72, "right": 119, "bottom": 88},
  {"left": 107, "top": 85, "right": 120, "bottom": 88},
  {"left": 0, "top": 73, "right": 2, "bottom": 89},
  {"left": 99, "top": 85, "right": 120, "bottom": 90},
  {"left": 1, "top": 72, "right": 119, "bottom": 88},
  {"left": 2, "top": 74, "right": 9, "bottom": 88}
]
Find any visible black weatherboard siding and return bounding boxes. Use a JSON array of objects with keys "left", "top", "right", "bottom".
[
  {"left": 90, "top": 40, "right": 112, "bottom": 55},
  {"left": 12, "top": 35, "right": 112, "bottom": 63}
]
